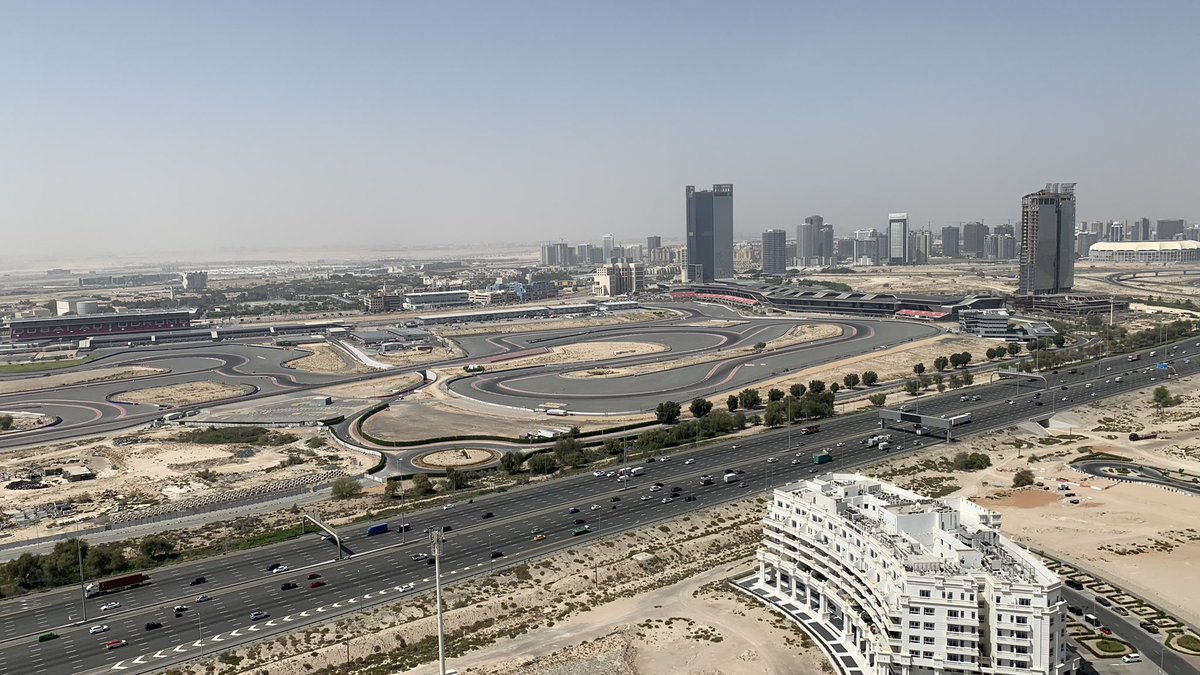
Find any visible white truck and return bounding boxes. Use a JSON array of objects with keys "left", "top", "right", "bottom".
[
  {"left": 867, "top": 434, "right": 892, "bottom": 448},
  {"left": 723, "top": 471, "right": 739, "bottom": 484},
  {"left": 877, "top": 442, "right": 891, "bottom": 452}
]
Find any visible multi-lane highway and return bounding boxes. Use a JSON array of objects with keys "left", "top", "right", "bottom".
[{"left": 3, "top": 338, "right": 1197, "bottom": 674}]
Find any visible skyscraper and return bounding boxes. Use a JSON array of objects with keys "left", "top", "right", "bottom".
[
  {"left": 908, "top": 230, "right": 932, "bottom": 265},
  {"left": 646, "top": 235, "right": 662, "bottom": 252},
  {"left": 796, "top": 216, "right": 821, "bottom": 266},
  {"left": 1019, "top": 183, "right": 1076, "bottom": 295},
  {"left": 962, "top": 222, "right": 988, "bottom": 258},
  {"left": 761, "top": 229, "right": 788, "bottom": 275},
  {"left": 685, "top": 184, "right": 734, "bottom": 281},
  {"left": 1157, "top": 219, "right": 1186, "bottom": 241},
  {"left": 601, "top": 234, "right": 615, "bottom": 262},
  {"left": 819, "top": 224, "right": 835, "bottom": 265},
  {"left": 1134, "top": 218, "right": 1151, "bottom": 241},
  {"left": 941, "top": 225, "right": 961, "bottom": 258},
  {"left": 887, "top": 213, "right": 908, "bottom": 264}
]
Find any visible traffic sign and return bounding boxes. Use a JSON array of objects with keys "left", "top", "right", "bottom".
[{"left": 1156, "top": 363, "right": 1170, "bottom": 371}]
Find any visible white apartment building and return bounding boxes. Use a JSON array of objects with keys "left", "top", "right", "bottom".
[
  {"left": 958, "top": 309, "right": 1013, "bottom": 340},
  {"left": 753, "top": 474, "right": 1077, "bottom": 675}
]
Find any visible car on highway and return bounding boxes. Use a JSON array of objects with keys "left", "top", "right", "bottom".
[
  {"left": 281, "top": 582, "right": 298, "bottom": 591},
  {"left": 144, "top": 621, "right": 163, "bottom": 631},
  {"left": 532, "top": 534, "right": 546, "bottom": 542},
  {"left": 89, "top": 625, "right": 109, "bottom": 635},
  {"left": 190, "top": 576, "right": 207, "bottom": 586},
  {"left": 309, "top": 581, "right": 327, "bottom": 589},
  {"left": 411, "top": 553, "right": 429, "bottom": 561},
  {"left": 972, "top": 395, "right": 981, "bottom": 401},
  {"left": 659, "top": 456, "right": 671, "bottom": 462},
  {"left": 610, "top": 496, "right": 620, "bottom": 502},
  {"left": 1095, "top": 597, "right": 1112, "bottom": 607},
  {"left": 573, "top": 518, "right": 587, "bottom": 525},
  {"left": 739, "top": 482, "right": 749, "bottom": 487},
  {"left": 591, "top": 504, "right": 602, "bottom": 510},
  {"left": 1122, "top": 654, "right": 1142, "bottom": 664},
  {"left": 250, "top": 611, "right": 270, "bottom": 621},
  {"left": 684, "top": 458, "right": 695, "bottom": 464},
  {"left": 649, "top": 485, "right": 662, "bottom": 492},
  {"left": 481, "top": 512, "right": 494, "bottom": 519},
  {"left": 271, "top": 564, "right": 289, "bottom": 574},
  {"left": 605, "top": 471, "right": 616, "bottom": 478},
  {"left": 1061, "top": 397, "right": 1069, "bottom": 401},
  {"left": 196, "top": 594, "right": 212, "bottom": 603},
  {"left": 99, "top": 602, "right": 121, "bottom": 612},
  {"left": 640, "top": 495, "right": 651, "bottom": 501},
  {"left": 567, "top": 507, "right": 580, "bottom": 514},
  {"left": 661, "top": 497, "right": 674, "bottom": 503},
  {"left": 530, "top": 527, "right": 543, "bottom": 534},
  {"left": 489, "top": 550, "right": 505, "bottom": 560},
  {"left": 592, "top": 470, "right": 605, "bottom": 477},
  {"left": 104, "top": 640, "right": 127, "bottom": 650},
  {"left": 671, "top": 486, "right": 683, "bottom": 493},
  {"left": 307, "top": 573, "right": 322, "bottom": 580},
  {"left": 766, "top": 457, "right": 778, "bottom": 463},
  {"left": 266, "top": 562, "right": 282, "bottom": 572},
  {"left": 173, "top": 605, "right": 189, "bottom": 613},
  {"left": 791, "top": 459, "right": 802, "bottom": 464}
]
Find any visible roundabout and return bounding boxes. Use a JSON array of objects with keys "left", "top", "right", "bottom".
[{"left": 411, "top": 448, "right": 502, "bottom": 471}]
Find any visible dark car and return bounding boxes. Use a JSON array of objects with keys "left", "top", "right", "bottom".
[
  {"left": 266, "top": 562, "right": 281, "bottom": 572},
  {"left": 684, "top": 495, "right": 697, "bottom": 502},
  {"left": 610, "top": 496, "right": 620, "bottom": 502},
  {"left": 144, "top": 621, "right": 163, "bottom": 631},
  {"left": 645, "top": 457, "right": 656, "bottom": 462},
  {"left": 481, "top": 512, "right": 494, "bottom": 519},
  {"left": 490, "top": 551, "right": 503, "bottom": 559},
  {"left": 567, "top": 507, "right": 579, "bottom": 514},
  {"left": 307, "top": 573, "right": 322, "bottom": 580},
  {"left": 671, "top": 486, "right": 683, "bottom": 493},
  {"left": 442, "top": 525, "right": 453, "bottom": 532},
  {"left": 426, "top": 558, "right": 436, "bottom": 565},
  {"left": 573, "top": 518, "right": 587, "bottom": 525},
  {"left": 653, "top": 482, "right": 664, "bottom": 487},
  {"left": 1067, "top": 605, "right": 1082, "bottom": 615},
  {"left": 1065, "top": 580, "right": 1084, "bottom": 590},
  {"left": 190, "top": 576, "right": 206, "bottom": 586},
  {"left": 281, "top": 582, "right": 298, "bottom": 591},
  {"left": 1140, "top": 622, "right": 1160, "bottom": 634},
  {"left": 1095, "top": 597, "right": 1112, "bottom": 607},
  {"left": 309, "top": 580, "right": 327, "bottom": 589}
]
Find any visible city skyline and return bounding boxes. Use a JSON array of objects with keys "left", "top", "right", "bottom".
[{"left": 2, "top": 2, "right": 1198, "bottom": 260}]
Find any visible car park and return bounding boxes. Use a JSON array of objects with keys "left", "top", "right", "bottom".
[
  {"left": 104, "top": 640, "right": 127, "bottom": 650},
  {"left": 281, "top": 582, "right": 298, "bottom": 591},
  {"left": 250, "top": 611, "right": 269, "bottom": 621},
  {"left": 89, "top": 625, "right": 109, "bottom": 635},
  {"left": 100, "top": 602, "right": 121, "bottom": 612}
]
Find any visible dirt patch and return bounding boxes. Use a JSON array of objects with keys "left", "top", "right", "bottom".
[
  {"left": 112, "top": 381, "right": 254, "bottom": 407},
  {"left": 493, "top": 340, "right": 668, "bottom": 372},
  {"left": 315, "top": 372, "right": 425, "bottom": 398},
  {"left": 414, "top": 448, "right": 500, "bottom": 469},
  {"left": 283, "top": 343, "right": 373, "bottom": 375},
  {"left": 437, "top": 310, "right": 674, "bottom": 338},
  {"left": 0, "top": 365, "right": 164, "bottom": 395}
]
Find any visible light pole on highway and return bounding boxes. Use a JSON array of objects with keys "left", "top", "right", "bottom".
[
  {"left": 431, "top": 529, "right": 448, "bottom": 675},
  {"left": 77, "top": 540, "right": 87, "bottom": 623},
  {"left": 196, "top": 609, "right": 203, "bottom": 640}
]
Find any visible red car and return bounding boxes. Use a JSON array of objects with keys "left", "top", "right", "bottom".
[
  {"left": 105, "top": 640, "right": 127, "bottom": 650},
  {"left": 309, "top": 580, "right": 327, "bottom": 589},
  {"left": 307, "top": 573, "right": 322, "bottom": 580},
  {"left": 1098, "top": 626, "right": 1112, "bottom": 636}
]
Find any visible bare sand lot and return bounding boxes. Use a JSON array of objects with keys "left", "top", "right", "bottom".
[
  {"left": 0, "top": 428, "right": 367, "bottom": 543},
  {"left": 374, "top": 344, "right": 465, "bottom": 368},
  {"left": 180, "top": 494, "right": 826, "bottom": 675},
  {"left": 314, "top": 371, "right": 425, "bottom": 398},
  {"left": 111, "top": 381, "right": 254, "bottom": 407},
  {"left": 438, "top": 310, "right": 673, "bottom": 337},
  {"left": 0, "top": 365, "right": 164, "bottom": 395},
  {"left": 283, "top": 343, "right": 373, "bottom": 375},
  {"left": 863, "top": 378, "right": 1200, "bottom": 627},
  {"left": 491, "top": 340, "right": 668, "bottom": 372},
  {"left": 360, "top": 399, "right": 622, "bottom": 442}
]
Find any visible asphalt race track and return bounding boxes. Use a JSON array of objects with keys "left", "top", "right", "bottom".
[
  {"left": 0, "top": 344, "right": 348, "bottom": 450},
  {"left": 2, "top": 338, "right": 1199, "bottom": 674},
  {"left": 1073, "top": 459, "right": 1200, "bottom": 495}
]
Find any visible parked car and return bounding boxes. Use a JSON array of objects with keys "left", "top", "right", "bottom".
[
  {"left": 1122, "top": 654, "right": 1142, "bottom": 664},
  {"left": 1095, "top": 597, "right": 1112, "bottom": 607}
]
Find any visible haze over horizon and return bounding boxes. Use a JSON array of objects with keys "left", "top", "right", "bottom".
[{"left": 3, "top": 1, "right": 1198, "bottom": 259}]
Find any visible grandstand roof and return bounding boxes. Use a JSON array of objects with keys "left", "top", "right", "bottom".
[{"left": 1089, "top": 240, "right": 1200, "bottom": 252}]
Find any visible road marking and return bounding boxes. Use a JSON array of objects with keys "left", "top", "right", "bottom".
[
  {"left": 299, "top": 611, "right": 311, "bottom": 617},
  {"left": 248, "top": 625, "right": 261, "bottom": 632},
  {"left": 210, "top": 633, "right": 225, "bottom": 642},
  {"left": 110, "top": 661, "right": 128, "bottom": 671},
  {"left": 315, "top": 607, "right": 327, "bottom": 613},
  {"left": 282, "top": 616, "right": 295, "bottom": 622},
  {"left": 192, "top": 640, "right": 204, "bottom": 648},
  {"left": 173, "top": 645, "right": 188, "bottom": 653},
  {"left": 347, "top": 598, "right": 358, "bottom": 604},
  {"left": 153, "top": 650, "right": 168, "bottom": 659},
  {"left": 230, "top": 629, "right": 243, "bottom": 636},
  {"left": 331, "top": 602, "right": 343, "bottom": 608},
  {"left": 132, "top": 656, "right": 148, "bottom": 664},
  {"left": 266, "top": 620, "right": 278, "bottom": 626}
]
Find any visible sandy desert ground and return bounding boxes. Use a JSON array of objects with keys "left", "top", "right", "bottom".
[
  {"left": 284, "top": 342, "right": 375, "bottom": 375},
  {"left": 863, "top": 377, "right": 1200, "bottom": 627},
  {"left": 0, "top": 365, "right": 164, "bottom": 395},
  {"left": 111, "top": 381, "right": 254, "bottom": 407}
]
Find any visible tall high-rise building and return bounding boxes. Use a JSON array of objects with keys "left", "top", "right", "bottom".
[
  {"left": 601, "top": 234, "right": 615, "bottom": 262},
  {"left": 887, "top": 213, "right": 908, "bottom": 264},
  {"left": 908, "top": 230, "right": 932, "bottom": 265},
  {"left": 646, "top": 235, "right": 662, "bottom": 252},
  {"left": 553, "top": 242, "right": 574, "bottom": 266},
  {"left": 1157, "top": 219, "right": 1186, "bottom": 241},
  {"left": 761, "top": 229, "right": 788, "bottom": 275},
  {"left": 962, "top": 222, "right": 988, "bottom": 258},
  {"left": 818, "top": 224, "right": 835, "bottom": 265},
  {"left": 1133, "top": 218, "right": 1150, "bottom": 241},
  {"left": 575, "top": 243, "right": 594, "bottom": 265},
  {"left": 941, "top": 225, "right": 961, "bottom": 258},
  {"left": 1076, "top": 230, "right": 1101, "bottom": 258},
  {"left": 1019, "top": 183, "right": 1076, "bottom": 296},
  {"left": 685, "top": 184, "right": 734, "bottom": 281},
  {"left": 539, "top": 243, "right": 558, "bottom": 266},
  {"left": 852, "top": 229, "right": 883, "bottom": 265},
  {"left": 1107, "top": 222, "right": 1125, "bottom": 242},
  {"left": 796, "top": 216, "right": 822, "bottom": 266}
]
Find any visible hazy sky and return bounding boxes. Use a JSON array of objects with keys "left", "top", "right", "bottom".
[{"left": 3, "top": 1, "right": 1198, "bottom": 260}]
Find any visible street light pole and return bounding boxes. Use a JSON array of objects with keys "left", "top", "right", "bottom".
[
  {"left": 78, "top": 541, "right": 87, "bottom": 623},
  {"left": 431, "top": 529, "right": 447, "bottom": 675}
]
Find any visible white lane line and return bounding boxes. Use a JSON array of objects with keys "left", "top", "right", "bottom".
[
  {"left": 132, "top": 655, "right": 148, "bottom": 664},
  {"left": 229, "top": 629, "right": 243, "bottom": 636},
  {"left": 173, "top": 645, "right": 188, "bottom": 653},
  {"left": 110, "top": 661, "right": 128, "bottom": 671},
  {"left": 210, "top": 633, "right": 225, "bottom": 642},
  {"left": 152, "top": 650, "right": 168, "bottom": 659}
]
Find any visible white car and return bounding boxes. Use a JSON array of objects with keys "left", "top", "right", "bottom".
[
  {"left": 766, "top": 457, "right": 779, "bottom": 463},
  {"left": 661, "top": 497, "right": 674, "bottom": 504},
  {"left": 640, "top": 495, "right": 651, "bottom": 501},
  {"left": 659, "top": 456, "right": 671, "bottom": 462},
  {"left": 590, "top": 504, "right": 602, "bottom": 511},
  {"left": 99, "top": 602, "right": 121, "bottom": 612},
  {"left": 605, "top": 471, "right": 616, "bottom": 478},
  {"left": 835, "top": 442, "right": 844, "bottom": 447},
  {"left": 684, "top": 458, "right": 695, "bottom": 465},
  {"left": 1122, "top": 654, "right": 1142, "bottom": 664},
  {"left": 592, "top": 470, "right": 604, "bottom": 477},
  {"left": 196, "top": 594, "right": 212, "bottom": 603},
  {"left": 89, "top": 625, "right": 110, "bottom": 635},
  {"left": 649, "top": 485, "right": 662, "bottom": 492},
  {"left": 271, "top": 565, "right": 289, "bottom": 574},
  {"left": 791, "top": 459, "right": 802, "bottom": 464},
  {"left": 442, "top": 503, "right": 454, "bottom": 510},
  {"left": 731, "top": 444, "right": 739, "bottom": 449}
]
